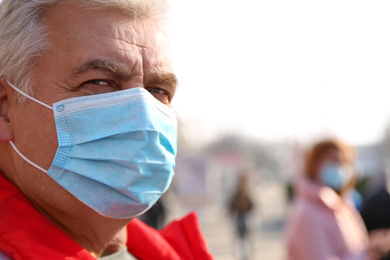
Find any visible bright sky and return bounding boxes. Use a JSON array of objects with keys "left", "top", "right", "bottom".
[{"left": 168, "top": 0, "right": 390, "bottom": 146}]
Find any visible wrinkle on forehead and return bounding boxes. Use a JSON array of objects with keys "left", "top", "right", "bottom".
[
  {"left": 114, "top": 21, "right": 172, "bottom": 77},
  {"left": 114, "top": 17, "right": 169, "bottom": 49}
]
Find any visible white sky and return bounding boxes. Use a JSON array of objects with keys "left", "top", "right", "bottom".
[{"left": 168, "top": 0, "right": 390, "bottom": 146}]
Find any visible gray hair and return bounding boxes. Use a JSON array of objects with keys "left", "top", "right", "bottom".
[{"left": 0, "top": 0, "right": 168, "bottom": 98}]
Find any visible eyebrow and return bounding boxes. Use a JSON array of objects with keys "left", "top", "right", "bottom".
[
  {"left": 72, "top": 59, "right": 132, "bottom": 80},
  {"left": 72, "top": 59, "right": 178, "bottom": 87},
  {"left": 148, "top": 72, "right": 178, "bottom": 86}
]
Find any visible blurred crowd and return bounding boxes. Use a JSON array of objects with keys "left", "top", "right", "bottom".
[{"left": 138, "top": 138, "right": 390, "bottom": 260}]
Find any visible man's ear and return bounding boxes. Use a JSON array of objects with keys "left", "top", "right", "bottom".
[{"left": 0, "top": 80, "right": 13, "bottom": 142}]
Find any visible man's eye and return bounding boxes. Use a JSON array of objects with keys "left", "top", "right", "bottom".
[
  {"left": 147, "top": 87, "right": 170, "bottom": 104},
  {"left": 79, "top": 79, "right": 120, "bottom": 95},
  {"left": 148, "top": 88, "right": 166, "bottom": 95},
  {"left": 87, "top": 80, "right": 110, "bottom": 86}
]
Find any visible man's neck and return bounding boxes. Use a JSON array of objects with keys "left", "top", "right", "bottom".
[{"left": 32, "top": 198, "right": 131, "bottom": 257}]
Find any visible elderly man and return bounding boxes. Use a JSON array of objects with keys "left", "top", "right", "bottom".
[{"left": 0, "top": 0, "right": 213, "bottom": 259}]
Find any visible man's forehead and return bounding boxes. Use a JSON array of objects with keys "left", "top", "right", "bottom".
[
  {"left": 46, "top": 6, "right": 168, "bottom": 50},
  {"left": 42, "top": 2, "right": 158, "bottom": 37},
  {"left": 41, "top": 3, "right": 171, "bottom": 64}
]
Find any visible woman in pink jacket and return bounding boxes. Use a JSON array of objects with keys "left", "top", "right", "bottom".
[{"left": 286, "top": 139, "right": 390, "bottom": 260}]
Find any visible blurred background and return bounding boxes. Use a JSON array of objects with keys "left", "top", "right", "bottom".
[{"left": 141, "top": 1, "right": 390, "bottom": 259}]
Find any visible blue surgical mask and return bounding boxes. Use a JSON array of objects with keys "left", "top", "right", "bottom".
[
  {"left": 319, "top": 162, "right": 353, "bottom": 191},
  {"left": 7, "top": 81, "right": 177, "bottom": 219}
]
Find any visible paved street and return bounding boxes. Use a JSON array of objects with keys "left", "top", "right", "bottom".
[
  {"left": 203, "top": 182, "right": 287, "bottom": 260},
  {"left": 165, "top": 182, "right": 288, "bottom": 260}
]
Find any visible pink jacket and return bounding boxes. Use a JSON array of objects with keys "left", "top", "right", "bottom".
[{"left": 286, "top": 178, "right": 370, "bottom": 260}]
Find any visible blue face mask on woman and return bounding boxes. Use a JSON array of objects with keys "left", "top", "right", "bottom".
[
  {"left": 319, "top": 162, "right": 353, "bottom": 192},
  {"left": 7, "top": 80, "right": 177, "bottom": 219}
]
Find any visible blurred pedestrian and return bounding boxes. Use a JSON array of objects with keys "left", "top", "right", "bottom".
[
  {"left": 286, "top": 139, "right": 389, "bottom": 260},
  {"left": 229, "top": 171, "right": 255, "bottom": 260},
  {"left": 360, "top": 171, "right": 390, "bottom": 260}
]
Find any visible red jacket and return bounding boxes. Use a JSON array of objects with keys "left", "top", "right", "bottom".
[{"left": 0, "top": 172, "right": 214, "bottom": 260}]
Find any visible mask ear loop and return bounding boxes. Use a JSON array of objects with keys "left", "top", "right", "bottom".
[
  {"left": 6, "top": 80, "right": 53, "bottom": 110},
  {"left": 9, "top": 141, "right": 48, "bottom": 173},
  {"left": 6, "top": 80, "right": 50, "bottom": 173}
]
